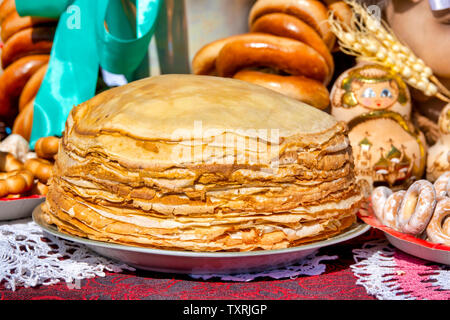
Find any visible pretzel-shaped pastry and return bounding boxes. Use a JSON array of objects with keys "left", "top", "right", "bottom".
[
  {"left": 397, "top": 180, "right": 437, "bottom": 235},
  {"left": 34, "top": 136, "right": 60, "bottom": 160},
  {"left": 0, "top": 151, "right": 24, "bottom": 172},
  {"left": 434, "top": 171, "right": 450, "bottom": 199},
  {"left": 0, "top": 169, "right": 34, "bottom": 198},
  {"left": 426, "top": 197, "right": 450, "bottom": 245},
  {"left": 24, "top": 158, "right": 53, "bottom": 184}
]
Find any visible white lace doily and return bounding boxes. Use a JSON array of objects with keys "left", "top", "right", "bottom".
[
  {"left": 189, "top": 251, "right": 337, "bottom": 281},
  {"left": 0, "top": 217, "right": 338, "bottom": 289},
  {"left": 0, "top": 218, "right": 135, "bottom": 291},
  {"left": 351, "top": 239, "right": 450, "bottom": 300}
]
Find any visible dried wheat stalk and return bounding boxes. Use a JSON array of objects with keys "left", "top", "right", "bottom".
[{"left": 328, "top": 0, "right": 450, "bottom": 102}]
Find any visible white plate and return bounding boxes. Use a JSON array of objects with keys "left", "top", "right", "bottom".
[
  {"left": 384, "top": 232, "right": 450, "bottom": 265},
  {"left": 0, "top": 196, "right": 45, "bottom": 221},
  {"left": 33, "top": 205, "right": 371, "bottom": 275}
]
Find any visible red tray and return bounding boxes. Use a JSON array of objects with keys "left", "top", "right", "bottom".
[{"left": 358, "top": 202, "right": 450, "bottom": 264}]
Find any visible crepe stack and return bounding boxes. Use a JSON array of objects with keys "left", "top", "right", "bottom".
[{"left": 41, "top": 74, "right": 363, "bottom": 252}]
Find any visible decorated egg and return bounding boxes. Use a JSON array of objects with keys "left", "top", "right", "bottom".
[{"left": 331, "top": 63, "right": 426, "bottom": 189}]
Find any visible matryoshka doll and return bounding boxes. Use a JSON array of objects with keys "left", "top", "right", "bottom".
[
  {"left": 331, "top": 63, "right": 427, "bottom": 189},
  {"left": 427, "top": 103, "right": 450, "bottom": 181}
]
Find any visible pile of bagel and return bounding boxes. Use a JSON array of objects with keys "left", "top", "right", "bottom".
[
  {"left": 371, "top": 171, "right": 450, "bottom": 246},
  {"left": 0, "top": 134, "right": 59, "bottom": 198},
  {"left": 0, "top": 0, "right": 56, "bottom": 140},
  {"left": 192, "top": 0, "right": 352, "bottom": 110}
]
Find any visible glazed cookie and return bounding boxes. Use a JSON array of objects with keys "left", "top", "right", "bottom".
[
  {"left": 397, "top": 180, "right": 437, "bottom": 235},
  {"left": 426, "top": 197, "right": 450, "bottom": 245},
  {"left": 371, "top": 186, "right": 392, "bottom": 222},
  {"left": 382, "top": 190, "right": 406, "bottom": 230},
  {"left": 434, "top": 171, "right": 450, "bottom": 199}
]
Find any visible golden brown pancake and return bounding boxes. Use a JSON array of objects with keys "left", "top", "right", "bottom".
[{"left": 42, "top": 74, "right": 363, "bottom": 251}]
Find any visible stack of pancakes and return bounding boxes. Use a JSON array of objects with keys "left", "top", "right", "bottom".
[{"left": 42, "top": 75, "right": 363, "bottom": 251}]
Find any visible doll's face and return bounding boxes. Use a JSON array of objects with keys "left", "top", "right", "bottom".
[{"left": 353, "top": 81, "right": 399, "bottom": 110}]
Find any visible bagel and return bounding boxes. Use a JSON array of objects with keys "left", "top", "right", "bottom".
[
  {"left": 192, "top": 35, "right": 245, "bottom": 75},
  {"left": 12, "top": 98, "right": 34, "bottom": 141},
  {"left": 34, "top": 136, "right": 59, "bottom": 160},
  {"left": 24, "top": 158, "right": 53, "bottom": 184},
  {"left": 250, "top": 13, "right": 334, "bottom": 76},
  {"left": 0, "top": 151, "right": 24, "bottom": 172},
  {"left": 1, "top": 11, "right": 56, "bottom": 42},
  {"left": 1, "top": 27, "right": 55, "bottom": 68},
  {"left": 0, "top": 169, "right": 34, "bottom": 197},
  {"left": 233, "top": 70, "right": 329, "bottom": 109},
  {"left": 0, "top": 54, "right": 49, "bottom": 118},
  {"left": 0, "top": 0, "right": 15, "bottom": 25},
  {"left": 215, "top": 33, "right": 330, "bottom": 82},
  {"left": 248, "top": 0, "right": 335, "bottom": 49},
  {"left": 18, "top": 64, "right": 47, "bottom": 111},
  {"left": 397, "top": 180, "right": 437, "bottom": 235},
  {"left": 426, "top": 197, "right": 450, "bottom": 245}
]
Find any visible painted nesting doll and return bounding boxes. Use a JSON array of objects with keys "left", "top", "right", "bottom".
[
  {"left": 427, "top": 103, "right": 450, "bottom": 181},
  {"left": 331, "top": 63, "right": 427, "bottom": 189}
]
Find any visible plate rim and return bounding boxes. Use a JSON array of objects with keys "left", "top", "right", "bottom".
[
  {"left": 383, "top": 230, "right": 450, "bottom": 254},
  {"left": 383, "top": 232, "right": 450, "bottom": 265},
  {"left": 32, "top": 204, "right": 371, "bottom": 258},
  {"left": 0, "top": 195, "right": 45, "bottom": 202},
  {"left": 0, "top": 196, "right": 46, "bottom": 222}
]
